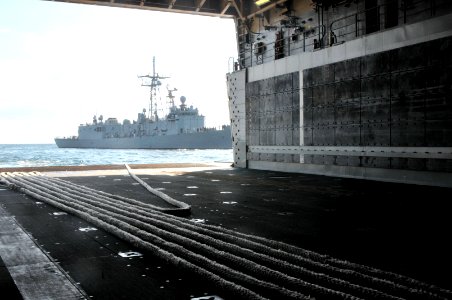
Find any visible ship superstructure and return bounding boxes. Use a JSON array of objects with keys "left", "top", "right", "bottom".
[{"left": 55, "top": 58, "right": 231, "bottom": 149}]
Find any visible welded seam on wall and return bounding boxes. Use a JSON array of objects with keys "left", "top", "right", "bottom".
[{"left": 248, "top": 146, "right": 452, "bottom": 159}]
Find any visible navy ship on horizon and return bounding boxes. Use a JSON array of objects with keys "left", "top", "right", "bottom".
[{"left": 55, "top": 58, "right": 231, "bottom": 149}]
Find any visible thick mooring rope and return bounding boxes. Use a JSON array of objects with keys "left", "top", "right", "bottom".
[
  {"left": 1, "top": 172, "right": 451, "bottom": 300},
  {"left": 124, "top": 164, "right": 191, "bottom": 213}
]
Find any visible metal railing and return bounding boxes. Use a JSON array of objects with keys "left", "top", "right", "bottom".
[
  {"left": 236, "top": 0, "right": 452, "bottom": 69},
  {"left": 329, "top": 0, "right": 450, "bottom": 46},
  {"left": 237, "top": 24, "right": 326, "bottom": 69}
]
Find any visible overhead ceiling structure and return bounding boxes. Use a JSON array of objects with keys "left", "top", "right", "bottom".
[{"left": 46, "top": 0, "right": 289, "bottom": 19}]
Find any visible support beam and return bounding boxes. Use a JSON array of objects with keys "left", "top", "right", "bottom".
[
  {"left": 196, "top": 0, "right": 207, "bottom": 12},
  {"left": 221, "top": 1, "right": 232, "bottom": 15},
  {"left": 247, "top": 0, "right": 287, "bottom": 19},
  {"left": 231, "top": 0, "right": 244, "bottom": 19},
  {"left": 48, "top": 0, "right": 236, "bottom": 18},
  {"left": 168, "top": 0, "right": 176, "bottom": 9}
]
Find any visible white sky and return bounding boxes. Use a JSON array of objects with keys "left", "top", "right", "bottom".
[{"left": 0, "top": 0, "right": 238, "bottom": 144}]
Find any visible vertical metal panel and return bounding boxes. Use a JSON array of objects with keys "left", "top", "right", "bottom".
[
  {"left": 228, "top": 70, "right": 247, "bottom": 167},
  {"left": 334, "top": 58, "right": 360, "bottom": 81},
  {"left": 335, "top": 124, "right": 360, "bottom": 146},
  {"left": 312, "top": 84, "right": 334, "bottom": 107},
  {"left": 361, "top": 123, "right": 390, "bottom": 146},
  {"left": 275, "top": 73, "right": 292, "bottom": 92},
  {"left": 312, "top": 126, "right": 335, "bottom": 146},
  {"left": 361, "top": 99, "right": 391, "bottom": 124},
  {"left": 391, "top": 42, "right": 428, "bottom": 71},
  {"left": 361, "top": 51, "right": 391, "bottom": 77},
  {"left": 234, "top": 141, "right": 247, "bottom": 168},
  {"left": 391, "top": 93, "right": 425, "bottom": 123},
  {"left": 310, "top": 64, "right": 334, "bottom": 85},
  {"left": 361, "top": 76, "right": 390, "bottom": 101},
  {"left": 312, "top": 106, "right": 335, "bottom": 126},
  {"left": 303, "top": 127, "right": 313, "bottom": 146},
  {"left": 303, "top": 67, "right": 314, "bottom": 87},
  {"left": 426, "top": 120, "right": 452, "bottom": 147},
  {"left": 335, "top": 101, "right": 360, "bottom": 125},
  {"left": 391, "top": 121, "right": 425, "bottom": 147},
  {"left": 335, "top": 80, "right": 361, "bottom": 103},
  {"left": 242, "top": 30, "right": 452, "bottom": 175},
  {"left": 298, "top": 36, "right": 451, "bottom": 169},
  {"left": 429, "top": 37, "right": 452, "bottom": 66},
  {"left": 246, "top": 71, "right": 300, "bottom": 163},
  {"left": 302, "top": 87, "right": 313, "bottom": 129},
  {"left": 292, "top": 71, "right": 300, "bottom": 91}
]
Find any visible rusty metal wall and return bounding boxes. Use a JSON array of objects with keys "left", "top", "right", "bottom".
[{"left": 302, "top": 36, "right": 452, "bottom": 172}]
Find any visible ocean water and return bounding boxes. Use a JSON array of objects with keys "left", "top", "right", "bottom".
[{"left": 0, "top": 144, "right": 233, "bottom": 168}]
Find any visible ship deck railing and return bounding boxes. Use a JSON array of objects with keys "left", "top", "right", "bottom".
[{"left": 234, "top": 0, "right": 452, "bottom": 70}]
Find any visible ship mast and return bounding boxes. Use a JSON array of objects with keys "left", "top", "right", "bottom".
[{"left": 138, "top": 57, "right": 169, "bottom": 121}]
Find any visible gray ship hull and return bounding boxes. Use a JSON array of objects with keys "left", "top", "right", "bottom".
[{"left": 55, "top": 128, "right": 231, "bottom": 149}]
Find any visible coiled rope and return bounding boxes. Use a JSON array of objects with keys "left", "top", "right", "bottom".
[{"left": 1, "top": 171, "right": 451, "bottom": 300}]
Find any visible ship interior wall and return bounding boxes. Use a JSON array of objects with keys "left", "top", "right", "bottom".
[
  {"left": 302, "top": 37, "right": 452, "bottom": 172},
  {"left": 228, "top": 11, "right": 452, "bottom": 187},
  {"left": 246, "top": 72, "right": 301, "bottom": 163}
]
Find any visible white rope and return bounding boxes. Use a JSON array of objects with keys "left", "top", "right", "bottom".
[
  {"left": 124, "top": 164, "right": 190, "bottom": 212},
  {"left": 10, "top": 174, "right": 406, "bottom": 299},
  {"left": 1, "top": 172, "right": 451, "bottom": 300},
  {"left": 15, "top": 173, "right": 374, "bottom": 299},
  {"left": 1, "top": 172, "right": 267, "bottom": 300}
]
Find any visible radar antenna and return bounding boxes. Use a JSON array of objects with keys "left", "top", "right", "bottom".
[
  {"left": 166, "top": 85, "right": 178, "bottom": 107},
  {"left": 138, "top": 56, "right": 170, "bottom": 121}
]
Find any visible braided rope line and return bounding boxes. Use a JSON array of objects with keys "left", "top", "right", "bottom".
[
  {"left": 9, "top": 174, "right": 371, "bottom": 299},
  {"left": 10, "top": 173, "right": 409, "bottom": 299},
  {"left": 1, "top": 172, "right": 266, "bottom": 300},
  {"left": 1, "top": 172, "right": 451, "bottom": 300},
  {"left": 124, "top": 164, "right": 191, "bottom": 213}
]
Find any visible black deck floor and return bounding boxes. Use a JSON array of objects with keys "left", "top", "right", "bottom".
[{"left": 1, "top": 166, "right": 452, "bottom": 299}]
